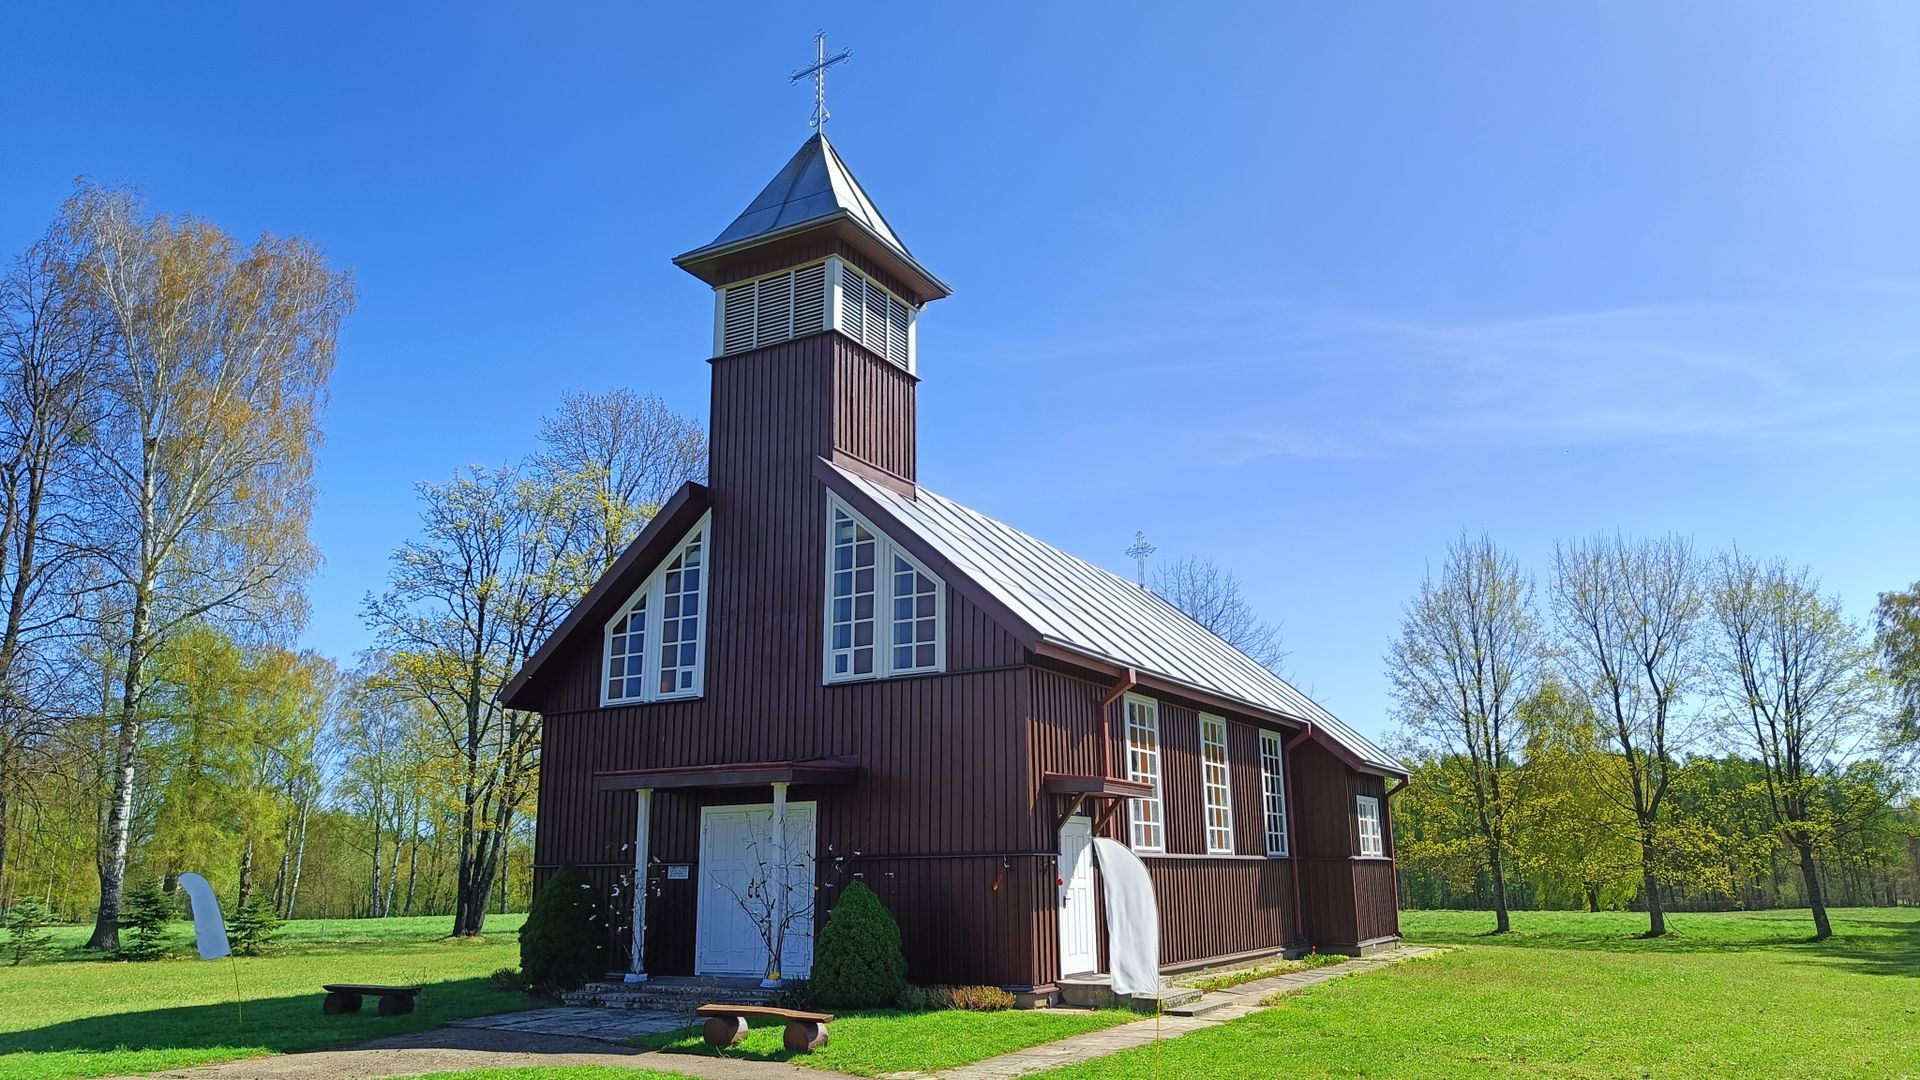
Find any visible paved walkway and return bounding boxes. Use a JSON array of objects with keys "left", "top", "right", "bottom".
[
  {"left": 899, "top": 946, "right": 1438, "bottom": 1080},
  {"left": 107, "top": 1023, "right": 829, "bottom": 1080},
  {"left": 116, "top": 947, "right": 1435, "bottom": 1080}
]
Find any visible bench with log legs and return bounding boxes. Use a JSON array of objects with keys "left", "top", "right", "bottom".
[
  {"left": 321, "top": 983, "right": 421, "bottom": 1017},
  {"left": 695, "top": 1003, "right": 834, "bottom": 1053}
]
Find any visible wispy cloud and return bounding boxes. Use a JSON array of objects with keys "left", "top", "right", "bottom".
[{"left": 953, "top": 282, "right": 1920, "bottom": 466}]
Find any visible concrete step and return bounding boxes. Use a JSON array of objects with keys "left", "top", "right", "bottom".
[
  {"left": 1163, "top": 990, "right": 1241, "bottom": 1017},
  {"left": 1057, "top": 974, "right": 1201, "bottom": 1014},
  {"left": 563, "top": 978, "right": 771, "bottom": 1013}
]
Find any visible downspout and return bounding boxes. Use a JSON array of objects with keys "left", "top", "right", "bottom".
[
  {"left": 1283, "top": 722, "right": 1315, "bottom": 951},
  {"left": 1384, "top": 773, "right": 1407, "bottom": 938},
  {"left": 1095, "top": 669, "right": 1138, "bottom": 839}
]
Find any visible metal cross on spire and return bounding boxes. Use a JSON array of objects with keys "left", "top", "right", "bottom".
[
  {"left": 789, "top": 30, "right": 852, "bottom": 131},
  {"left": 1126, "top": 531, "right": 1157, "bottom": 588}
]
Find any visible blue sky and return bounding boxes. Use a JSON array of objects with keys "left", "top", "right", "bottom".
[{"left": 3, "top": 3, "right": 1915, "bottom": 744}]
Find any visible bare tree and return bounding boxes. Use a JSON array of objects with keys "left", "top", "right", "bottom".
[
  {"left": 712, "top": 815, "right": 817, "bottom": 987},
  {"left": 363, "top": 464, "right": 593, "bottom": 937},
  {"left": 1551, "top": 533, "right": 1704, "bottom": 937},
  {"left": 1153, "top": 556, "right": 1287, "bottom": 671},
  {"left": 537, "top": 388, "right": 707, "bottom": 571},
  {"left": 1710, "top": 552, "right": 1880, "bottom": 940},
  {"left": 1386, "top": 532, "right": 1542, "bottom": 933},
  {"left": 0, "top": 207, "right": 114, "bottom": 896},
  {"left": 72, "top": 184, "right": 349, "bottom": 950}
]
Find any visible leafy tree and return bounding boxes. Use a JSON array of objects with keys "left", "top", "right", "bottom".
[
  {"left": 1154, "top": 555, "right": 1286, "bottom": 671},
  {"left": 810, "top": 881, "right": 907, "bottom": 1008},
  {"left": 119, "top": 877, "right": 175, "bottom": 961},
  {"left": 1710, "top": 553, "right": 1880, "bottom": 939},
  {"left": 1552, "top": 534, "right": 1705, "bottom": 936},
  {"left": 519, "top": 864, "right": 602, "bottom": 993},
  {"left": 1387, "top": 531, "right": 1541, "bottom": 932},
  {"left": 1877, "top": 581, "right": 1920, "bottom": 744},
  {"left": 73, "top": 183, "right": 348, "bottom": 950},
  {"left": 4, "top": 896, "right": 55, "bottom": 964},
  {"left": 1510, "top": 683, "right": 1641, "bottom": 911},
  {"left": 364, "top": 465, "right": 594, "bottom": 938}
]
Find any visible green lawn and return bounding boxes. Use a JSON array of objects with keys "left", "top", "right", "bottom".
[
  {"left": 412, "top": 1071, "right": 688, "bottom": 1080},
  {"left": 633, "top": 1007, "right": 1138, "bottom": 1076},
  {"left": 0, "top": 913, "right": 531, "bottom": 1080},
  {"left": 1037, "top": 907, "right": 1920, "bottom": 1079}
]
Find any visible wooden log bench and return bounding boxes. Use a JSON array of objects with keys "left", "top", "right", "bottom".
[
  {"left": 695, "top": 1003, "right": 835, "bottom": 1053},
  {"left": 321, "top": 983, "right": 421, "bottom": 1017}
]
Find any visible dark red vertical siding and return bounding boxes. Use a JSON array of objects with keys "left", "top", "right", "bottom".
[{"left": 530, "top": 331, "right": 1039, "bottom": 987}]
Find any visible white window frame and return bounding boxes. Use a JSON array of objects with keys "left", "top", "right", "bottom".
[
  {"left": 1259, "top": 730, "right": 1290, "bottom": 857},
  {"left": 601, "top": 513, "right": 711, "bottom": 706},
  {"left": 822, "top": 494, "right": 946, "bottom": 684},
  {"left": 1124, "top": 693, "right": 1165, "bottom": 852},
  {"left": 1199, "top": 714, "right": 1233, "bottom": 855},
  {"left": 1356, "top": 794, "right": 1385, "bottom": 858}
]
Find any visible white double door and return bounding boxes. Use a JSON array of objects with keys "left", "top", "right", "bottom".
[
  {"left": 1059, "top": 814, "right": 1098, "bottom": 976},
  {"left": 695, "top": 802, "right": 818, "bottom": 977}
]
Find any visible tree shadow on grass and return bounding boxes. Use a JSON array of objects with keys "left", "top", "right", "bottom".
[{"left": 0, "top": 975, "right": 528, "bottom": 1059}]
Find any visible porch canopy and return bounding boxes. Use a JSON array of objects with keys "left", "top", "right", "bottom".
[
  {"left": 593, "top": 755, "right": 861, "bottom": 793},
  {"left": 1042, "top": 772, "right": 1153, "bottom": 832}
]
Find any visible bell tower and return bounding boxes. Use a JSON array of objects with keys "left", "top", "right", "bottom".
[{"left": 675, "top": 134, "right": 949, "bottom": 490}]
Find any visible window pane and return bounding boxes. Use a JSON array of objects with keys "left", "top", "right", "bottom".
[{"left": 656, "top": 534, "right": 703, "bottom": 697}]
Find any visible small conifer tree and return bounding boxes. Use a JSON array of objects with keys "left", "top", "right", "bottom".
[
  {"left": 809, "top": 881, "right": 907, "bottom": 1008},
  {"left": 229, "top": 893, "right": 281, "bottom": 956},
  {"left": 119, "top": 878, "right": 176, "bottom": 961},
  {"left": 518, "top": 865, "right": 603, "bottom": 993},
  {"left": 4, "top": 897, "right": 55, "bottom": 966}
]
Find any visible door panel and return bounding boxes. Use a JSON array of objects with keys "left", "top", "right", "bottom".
[
  {"left": 1059, "top": 815, "right": 1097, "bottom": 976},
  {"left": 696, "top": 803, "right": 817, "bottom": 977}
]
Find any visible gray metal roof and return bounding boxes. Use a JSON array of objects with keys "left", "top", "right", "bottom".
[
  {"left": 689, "top": 134, "right": 908, "bottom": 259},
  {"left": 830, "top": 465, "right": 1402, "bottom": 774}
]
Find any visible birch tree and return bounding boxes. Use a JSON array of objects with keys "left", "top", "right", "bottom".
[
  {"left": 1386, "top": 532, "right": 1542, "bottom": 932},
  {"left": 1551, "top": 533, "right": 1704, "bottom": 936},
  {"left": 72, "top": 184, "right": 349, "bottom": 950},
  {"left": 1710, "top": 552, "right": 1879, "bottom": 940}
]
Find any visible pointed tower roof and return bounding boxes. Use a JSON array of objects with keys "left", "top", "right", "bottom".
[{"left": 675, "top": 134, "right": 950, "bottom": 304}]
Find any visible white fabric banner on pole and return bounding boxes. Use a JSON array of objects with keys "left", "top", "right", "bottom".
[
  {"left": 1091, "top": 838, "right": 1160, "bottom": 996},
  {"left": 177, "top": 873, "right": 232, "bottom": 961}
]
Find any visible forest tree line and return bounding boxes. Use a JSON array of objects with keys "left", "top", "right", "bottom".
[
  {"left": 0, "top": 185, "right": 706, "bottom": 944},
  {"left": 1387, "top": 532, "right": 1920, "bottom": 938}
]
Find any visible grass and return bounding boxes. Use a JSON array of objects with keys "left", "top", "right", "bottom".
[
  {"left": 1182, "top": 951, "right": 1349, "bottom": 993},
  {"left": 1037, "top": 906, "right": 1920, "bottom": 1079},
  {"left": 0, "top": 913, "right": 531, "bottom": 1080},
  {"left": 410, "top": 1071, "right": 690, "bottom": 1080},
  {"left": 633, "top": 1006, "right": 1138, "bottom": 1075}
]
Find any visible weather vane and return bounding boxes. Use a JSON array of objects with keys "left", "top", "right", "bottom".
[
  {"left": 789, "top": 30, "right": 852, "bottom": 131},
  {"left": 1126, "top": 531, "right": 1156, "bottom": 588}
]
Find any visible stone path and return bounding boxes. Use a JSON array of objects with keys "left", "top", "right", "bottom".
[
  {"left": 448, "top": 1004, "right": 690, "bottom": 1041},
  {"left": 897, "top": 946, "right": 1439, "bottom": 1080}
]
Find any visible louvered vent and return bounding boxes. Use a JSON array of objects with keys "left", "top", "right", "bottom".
[
  {"left": 715, "top": 261, "right": 831, "bottom": 356},
  {"left": 834, "top": 262, "right": 915, "bottom": 370}
]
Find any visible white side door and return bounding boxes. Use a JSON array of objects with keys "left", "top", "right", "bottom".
[
  {"left": 696, "top": 803, "right": 817, "bottom": 977},
  {"left": 1059, "top": 814, "right": 1097, "bottom": 976}
]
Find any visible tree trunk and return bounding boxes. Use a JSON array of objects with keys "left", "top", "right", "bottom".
[
  {"left": 369, "top": 812, "right": 385, "bottom": 918},
  {"left": 0, "top": 767, "right": 10, "bottom": 898},
  {"left": 1586, "top": 885, "right": 1600, "bottom": 913},
  {"left": 284, "top": 789, "right": 311, "bottom": 919},
  {"left": 86, "top": 596, "right": 150, "bottom": 953},
  {"left": 1488, "top": 845, "right": 1512, "bottom": 933},
  {"left": 402, "top": 809, "right": 420, "bottom": 915},
  {"left": 236, "top": 837, "right": 255, "bottom": 909},
  {"left": 1794, "top": 838, "right": 1833, "bottom": 941},
  {"left": 1640, "top": 837, "right": 1666, "bottom": 937}
]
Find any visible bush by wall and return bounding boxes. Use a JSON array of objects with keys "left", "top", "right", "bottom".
[
  {"left": 519, "top": 865, "right": 604, "bottom": 994},
  {"left": 808, "top": 881, "right": 907, "bottom": 1008}
]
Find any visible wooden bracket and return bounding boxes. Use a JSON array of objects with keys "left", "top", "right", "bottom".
[
  {"left": 1052, "top": 793, "right": 1087, "bottom": 834},
  {"left": 1092, "top": 797, "right": 1125, "bottom": 835}
]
